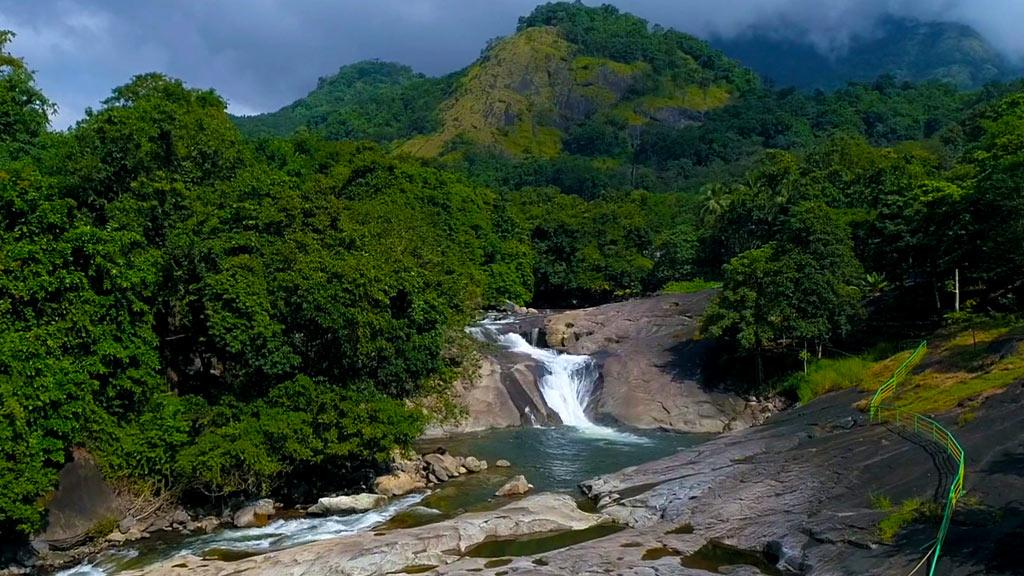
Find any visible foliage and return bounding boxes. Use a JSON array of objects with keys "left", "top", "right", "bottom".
[
  {"left": 786, "top": 357, "right": 874, "bottom": 404},
  {"left": 233, "top": 61, "right": 455, "bottom": 142},
  {"left": 0, "top": 63, "right": 530, "bottom": 540},
  {"left": 873, "top": 496, "right": 941, "bottom": 544}
]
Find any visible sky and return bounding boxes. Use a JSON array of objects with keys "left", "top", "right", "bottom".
[{"left": 2, "top": 0, "right": 1023, "bottom": 129}]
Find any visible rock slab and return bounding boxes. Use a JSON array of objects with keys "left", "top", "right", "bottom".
[
  {"left": 307, "top": 494, "right": 386, "bottom": 515},
  {"left": 121, "top": 493, "right": 609, "bottom": 576}
]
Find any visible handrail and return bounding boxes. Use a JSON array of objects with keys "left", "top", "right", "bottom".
[{"left": 868, "top": 341, "right": 966, "bottom": 576}]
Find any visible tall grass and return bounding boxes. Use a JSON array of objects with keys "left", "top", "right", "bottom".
[{"left": 788, "top": 356, "right": 874, "bottom": 404}]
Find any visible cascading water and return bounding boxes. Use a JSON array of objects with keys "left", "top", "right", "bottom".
[
  {"left": 54, "top": 493, "right": 427, "bottom": 576},
  {"left": 470, "top": 318, "right": 644, "bottom": 441}
]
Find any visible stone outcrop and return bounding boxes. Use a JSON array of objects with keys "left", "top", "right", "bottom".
[
  {"left": 40, "top": 449, "right": 122, "bottom": 550},
  {"left": 373, "top": 451, "right": 489, "bottom": 497},
  {"left": 546, "top": 291, "right": 782, "bottom": 433},
  {"left": 495, "top": 475, "right": 532, "bottom": 497},
  {"left": 373, "top": 471, "right": 426, "bottom": 497},
  {"left": 307, "top": 494, "right": 386, "bottom": 515},
  {"left": 119, "top": 493, "right": 609, "bottom": 576},
  {"left": 424, "top": 317, "right": 561, "bottom": 436},
  {"left": 232, "top": 499, "right": 275, "bottom": 528}
]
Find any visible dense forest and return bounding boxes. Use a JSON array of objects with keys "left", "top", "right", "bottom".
[{"left": 1, "top": 2, "right": 1023, "bottom": 545}]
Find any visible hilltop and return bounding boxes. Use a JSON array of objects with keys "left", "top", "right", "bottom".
[{"left": 235, "top": 3, "right": 758, "bottom": 158}]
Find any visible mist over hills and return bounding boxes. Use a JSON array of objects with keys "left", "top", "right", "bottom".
[
  {"left": 713, "top": 16, "right": 1017, "bottom": 90},
  {"left": 234, "top": 6, "right": 1020, "bottom": 153}
]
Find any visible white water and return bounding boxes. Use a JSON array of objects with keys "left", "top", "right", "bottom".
[
  {"left": 54, "top": 493, "right": 427, "bottom": 576},
  {"left": 471, "top": 319, "right": 645, "bottom": 442}
]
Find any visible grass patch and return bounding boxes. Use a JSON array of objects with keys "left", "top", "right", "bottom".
[
  {"left": 872, "top": 497, "right": 941, "bottom": 544},
  {"left": 788, "top": 356, "right": 874, "bottom": 404},
  {"left": 660, "top": 279, "right": 721, "bottom": 294},
  {"left": 890, "top": 321, "right": 1024, "bottom": 415}
]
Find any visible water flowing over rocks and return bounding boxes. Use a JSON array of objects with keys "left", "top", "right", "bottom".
[
  {"left": 307, "top": 494, "right": 386, "bottom": 515},
  {"left": 232, "top": 499, "right": 276, "bottom": 528},
  {"left": 545, "top": 292, "right": 784, "bottom": 433},
  {"left": 118, "top": 493, "right": 609, "bottom": 576}
]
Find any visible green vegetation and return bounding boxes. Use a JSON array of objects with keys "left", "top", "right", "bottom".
[
  {"left": 660, "top": 280, "right": 720, "bottom": 294},
  {"left": 789, "top": 357, "right": 875, "bottom": 404},
  {"left": 871, "top": 495, "right": 941, "bottom": 544},
  {"left": 891, "top": 322, "right": 1024, "bottom": 415},
  {"left": 233, "top": 61, "right": 456, "bottom": 142},
  {"left": 0, "top": 34, "right": 531, "bottom": 541},
  {"left": 3, "top": 0, "right": 1024, "bottom": 546}
]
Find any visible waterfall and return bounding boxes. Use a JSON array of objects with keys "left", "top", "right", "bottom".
[
  {"left": 498, "top": 333, "right": 606, "bottom": 430},
  {"left": 468, "top": 318, "right": 642, "bottom": 441}
]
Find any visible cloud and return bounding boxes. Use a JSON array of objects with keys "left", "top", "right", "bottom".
[{"left": 0, "top": 0, "right": 1018, "bottom": 129}]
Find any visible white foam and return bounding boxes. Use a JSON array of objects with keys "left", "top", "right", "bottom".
[
  {"left": 496, "top": 333, "right": 647, "bottom": 443},
  {"left": 54, "top": 492, "right": 426, "bottom": 575}
]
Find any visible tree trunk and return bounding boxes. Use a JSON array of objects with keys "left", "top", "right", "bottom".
[{"left": 954, "top": 268, "right": 960, "bottom": 313}]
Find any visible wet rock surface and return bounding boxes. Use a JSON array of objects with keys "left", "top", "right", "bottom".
[
  {"left": 119, "top": 493, "right": 608, "bottom": 576},
  {"left": 545, "top": 292, "right": 783, "bottom": 433},
  {"left": 54, "top": 383, "right": 1024, "bottom": 576}
]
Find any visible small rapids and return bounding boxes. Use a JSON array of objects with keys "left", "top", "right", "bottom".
[{"left": 54, "top": 493, "right": 427, "bottom": 576}]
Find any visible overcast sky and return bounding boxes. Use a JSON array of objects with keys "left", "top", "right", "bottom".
[{"left": 2, "top": 0, "right": 1022, "bottom": 129}]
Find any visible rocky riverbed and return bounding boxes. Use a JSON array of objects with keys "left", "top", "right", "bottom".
[
  {"left": 430, "top": 292, "right": 786, "bottom": 437},
  {"left": 105, "top": 381, "right": 1024, "bottom": 576}
]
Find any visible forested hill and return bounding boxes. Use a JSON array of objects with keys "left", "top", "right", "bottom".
[
  {"left": 234, "top": 2, "right": 759, "bottom": 155},
  {"left": 232, "top": 61, "right": 458, "bottom": 142},
  {"left": 713, "top": 17, "right": 1017, "bottom": 91}
]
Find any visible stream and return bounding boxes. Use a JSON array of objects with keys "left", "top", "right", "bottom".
[{"left": 56, "top": 316, "right": 706, "bottom": 575}]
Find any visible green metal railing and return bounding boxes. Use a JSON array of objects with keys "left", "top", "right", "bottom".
[{"left": 868, "top": 341, "right": 966, "bottom": 576}]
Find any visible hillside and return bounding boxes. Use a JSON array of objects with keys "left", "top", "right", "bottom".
[
  {"left": 714, "top": 17, "right": 1016, "bottom": 90},
  {"left": 232, "top": 60, "right": 456, "bottom": 142},
  {"left": 236, "top": 3, "right": 758, "bottom": 158}
]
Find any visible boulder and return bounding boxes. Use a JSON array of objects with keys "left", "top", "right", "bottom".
[
  {"left": 545, "top": 292, "right": 758, "bottom": 433},
  {"left": 422, "top": 453, "right": 461, "bottom": 478},
  {"left": 232, "top": 499, "right": 275, "bottom": 528},
  {"left": 420, "top": 349, "right": 558, "bottom": 436},
  {"left": 40, "top": 449, "right": 122, "bottom": 549},
  {"left": 463, "top": 456, "right": 483, "bottom": 473},
  {"left": 495, "top": 475, "right": 532, "bottom": 497},
  {"left": 171, "top": 509, "right": 190, "bottom": 525},
  {"left": 118, "top": 517, "right": 136, "bottom": 535},
  {"left": 495, "top": 459, "right": 511, "bottom": 468},
  {"left": 307, "top": 494, "right": 387, "bottom": 515},
  {"left": 374, "top": 472, "right": 426, "bottom": 497},
  {"left": 196, "top": 517, "right": 220, "bottom": 533},
  {"left": 146, "top": 516, "right": 170, "bottom": 533}
]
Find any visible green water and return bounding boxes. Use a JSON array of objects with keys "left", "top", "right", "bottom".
[
  {"left": 679, "top": 540, "right": 786, "bottom": 575},
  {"left": 418, "top": 426, "right": 708, "bottom": 494},
  {"left": 466, "top": 525, "right": 625, "bottom": 558}
]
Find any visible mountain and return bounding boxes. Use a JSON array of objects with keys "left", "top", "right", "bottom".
[
  {"left": 233, "top": 60, "right": 456, "bottom": 142},
  {"left": 235, "top": 2, "right": 759, "bottom": 158},
  {"left": 713, "top": 17, "right": 1015, "bottom": 90}
]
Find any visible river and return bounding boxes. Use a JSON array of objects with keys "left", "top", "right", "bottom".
[{"left": 56, "top": 316, "right": 706, "bottom": 575}]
